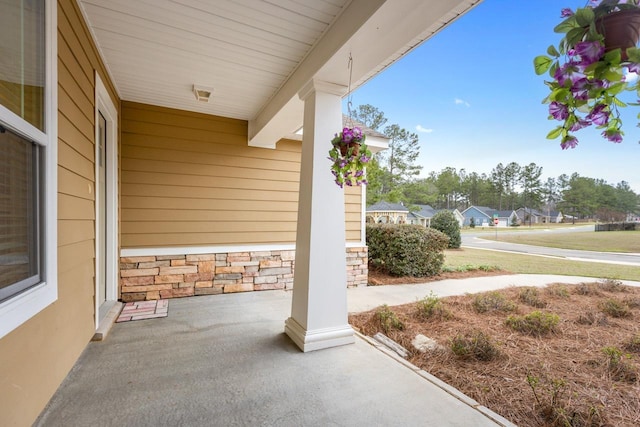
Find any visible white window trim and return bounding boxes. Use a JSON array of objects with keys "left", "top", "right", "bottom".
[{"left": 0, "top": 0, "right": 57, "bottom": 339}]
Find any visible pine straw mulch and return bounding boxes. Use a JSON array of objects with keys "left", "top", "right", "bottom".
[{"left": 349, "top": 281, "right": 640, "bottom": 427}]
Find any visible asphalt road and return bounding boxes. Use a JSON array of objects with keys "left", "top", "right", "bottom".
[{"left": 461, "top": 225, "right": 640, "bottom": 266}]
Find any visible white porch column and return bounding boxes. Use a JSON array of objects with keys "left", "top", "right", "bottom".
[{"left": 285, "top": 80, "right": 355, "bottom": 352}]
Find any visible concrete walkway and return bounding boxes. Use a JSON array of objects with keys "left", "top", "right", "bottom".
[
  {"left": 347, "top": 274, "right": 640, "bottom": 313},
  {"left": 37, "top": 274, "right": 639, "bottom": 427}
]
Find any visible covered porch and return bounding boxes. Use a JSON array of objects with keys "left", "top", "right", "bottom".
[
  {"left": 35, "top": 288, "right": 506, "bottom": 426},
  {"left": 0, "top": 1, "right": 485, "bottom": 425}
]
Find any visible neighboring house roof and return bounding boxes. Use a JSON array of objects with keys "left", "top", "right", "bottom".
[
  {"left": 462, "top": 206, "right": 516, "bottom": 219},
  {"left": 343, "top": 115, "right": 387, "bottom": 139},
  {"left": 437, "top": 208, "right": 463, "bottom": 215},
  {"left": 462, "top": 206, "right": 492, "bottom": 219},
  {"left": 517, "top": 207, "right": 544, "bottom": 216},
  {"left": 366, "top": 201, "right": 409, "bottom": 212},
  {"left": 517, "top": 208, "right": 563, "bottom": 218},
  {"left": 411, "top": 204, "right": 437, "bottom": 218}
]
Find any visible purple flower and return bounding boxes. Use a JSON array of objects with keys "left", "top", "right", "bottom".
[
  {"left": 359, "top": 155, "right": 370, "bottom": 163},
  {"left": 627, "top": 63, "right": 640, "bottom": 75},
  {"left": 561, "top": 135, "right": 578, "bottom": 150},
  {"left": 574, "top": 41, "right": 605, "bottom": 65},
  {"left": 570, "top": 78, "right": 590, "bottom": 100},
  {"left": 554, "top": 63, "right": 584, "bottom": 86},
  {"left": 586, "top": 104, "right": 610, "bottom": 126},
  {"left": 561, "top": 8, "right": 574, "bottom": 17},
  {"left": 570, "top": 118, "right": 591, "bottom": 132},
  {"left": 341, "top": 127, "right": 354, "bottom": 143},
  {"left": 602, "top": 129, "right": 623, "bottom": 143},
  {"left": 549, "top": 102, "right": 569, "bottom": 121},
  {"left": 352, "top": 127, "right": 363, "bottom": 140}
]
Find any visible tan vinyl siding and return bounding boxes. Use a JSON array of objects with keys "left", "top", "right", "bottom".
[
  {"left": 0, "top": 1, "right": 119, "bottom": 425},
  {"left": 345, "top": 186, "right": 362, "bottom": 241},
  {"left": 121, "top": 101, "right": 363, "bottom": 248},
  {"left": 121, "top": 102, "right": 298, "bottom": 247}
]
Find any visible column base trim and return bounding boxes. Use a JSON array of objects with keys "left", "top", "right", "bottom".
[{"left": 284, "top": 317, "right": 355, "bottom": 352}]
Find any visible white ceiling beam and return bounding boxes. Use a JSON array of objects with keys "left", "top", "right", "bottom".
[
  {"left": 248, "top": 0, "right": 386, "bottom": 148},
  {"left": 249, "top": 0, "right": 481, "bottom": 149}
]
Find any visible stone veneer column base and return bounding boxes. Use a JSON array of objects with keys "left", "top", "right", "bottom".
[
  {"left": 119, "top": 247, "right": 367, "bottom": 302},
  {"left": 284, "top": 317, "right": 355, "bottom": 352}
]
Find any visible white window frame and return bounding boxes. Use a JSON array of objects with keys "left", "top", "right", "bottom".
[{"left": 0, "top": 0, "right": 57, "bottom": 339}]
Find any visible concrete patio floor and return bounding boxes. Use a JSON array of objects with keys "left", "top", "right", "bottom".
[{"left": 39, "top": 274, "right": 638, "bottom": 426}]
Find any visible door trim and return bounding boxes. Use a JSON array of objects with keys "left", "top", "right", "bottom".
[{"left": 94, "top": 72, "right": 118, "bottom": 329}]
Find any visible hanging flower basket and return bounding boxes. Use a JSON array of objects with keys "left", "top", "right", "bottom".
[
  {"left": 534, "top": 2, "right": 640, "bottom": 149},
  {"left": 596, "top": 8, "right": 640, "bottom": 58},
  {"left": 328, "top": 127, "right": 371, "bottom": 188}
]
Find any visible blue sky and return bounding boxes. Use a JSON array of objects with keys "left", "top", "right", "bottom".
[{"left": 350, "top": 0, "right": 640, "bottom": 192}]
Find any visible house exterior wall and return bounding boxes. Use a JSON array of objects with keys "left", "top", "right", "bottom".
[
  {"left": 119, "top": 102, "right": 366, "bottom": 301},
  {"left": 462, "top": 207, "right": 489, "bottom": 226},
  {"left": 0, "top": 1, "right": 119, "bottom": 425},
  {"left": 120, "top": 102, "right": 362, "bottom": 246},
  {"left": 119, "top": 246, "right": 368, "bottom": 301}
]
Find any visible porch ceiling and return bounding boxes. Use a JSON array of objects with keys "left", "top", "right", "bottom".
[{"left": 78, "top": 0, "right": 481, "bottom": 147}]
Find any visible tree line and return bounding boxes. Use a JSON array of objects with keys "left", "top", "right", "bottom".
[{"left": 353, "top": 104, "right": 640, "bottom": 220}]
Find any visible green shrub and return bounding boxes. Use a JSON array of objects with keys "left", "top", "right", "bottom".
[
  {"left": 597, "top": 279, "right": 626, "bottom": 293},
  {"left": 575, "top": 282, "right": 599, "bottom": 296},
  {"left": 415, "top": 292, "right": 451, "bottom": 320},
  {"left": 623, "top": 335, "right": 640, "bottom": 353},
  {"left": 576, "top": 311, "right": 608, "bottom": 326},
  {"left": 441, "top": 264, "right": 499, "bottom": 273},
  {"left": 519, "top": 287, "right": 547, "bottom": 308},
  {"left": 366, "top": 224, "right": 449, "bottom": 277},
  {"left": 450, "top": 330, "right": 500, "bottom": 361},
  {"left": 430, "top": 211, "right": 461, "bottom": 249},
  {"left": 375, "top": 305, "right": 404, "bottom": 334},
  {"left": 472, "top": 291, "right": 516, "bottom": 313},
  {"left": 602, "top": 346, "right": 637, "bottom": 382},
  {"left": 623, "top": 297, "right": 640, "bottom": 309},
  {"left": 600, "top": 299, "right": 631, "bottom": 318},
  {"left": 545, "top": 284, "right": 569, "bottom": 298},
  {"left": 505, "top": 311, "right": 560, "bottom": 335}
]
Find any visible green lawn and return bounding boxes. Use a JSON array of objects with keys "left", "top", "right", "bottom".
[
  {"left": 444, "top": 248, "right": 640, "bottom": 282},
  {"left": 461, "top": 222, "right": 595, "bottom": 234},
  {"left": 481, "top": 230, "right": 640, "bottom": 253}
]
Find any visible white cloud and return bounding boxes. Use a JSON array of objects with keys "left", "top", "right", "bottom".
[
  {"left": 454, "top": 98, "right": 471, "bottom": 107},
  {"left": 416, "top": 125, "right": 433, "bottom": 133}
]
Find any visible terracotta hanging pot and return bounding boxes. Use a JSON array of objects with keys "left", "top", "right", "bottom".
[
  {"left": 596, "top": 9, "right": 640, "bottom": 59},
  {"left": 339, "top": 142, "right": 360, "bottom": 157}
]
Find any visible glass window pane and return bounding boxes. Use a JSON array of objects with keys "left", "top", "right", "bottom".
[
  {"left": 0, "top": 0, "right": 46, "bottom": 131},
  {"left": 0, "top": 127, "right": 41, "bottom": 301}
]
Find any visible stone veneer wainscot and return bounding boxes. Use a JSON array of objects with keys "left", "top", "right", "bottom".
[{"left": 120, "top": 247, "right": 368, "bottom": 301}]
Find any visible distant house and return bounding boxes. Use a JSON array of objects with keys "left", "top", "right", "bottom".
[
  {"left": 407, "top": 204, "right": 437, "bottom": 226},
  {"left": 462, "top": 206, "right": 518, "bottom": 227},
  {"left": 366, "top": 201, "right": 409, "bottom": 224},
  {"left": 438, "top": 208, "right": 465, "bottom": 228},
  {"left": 516, "top": 207, "right": 563, "bottom": 224}
]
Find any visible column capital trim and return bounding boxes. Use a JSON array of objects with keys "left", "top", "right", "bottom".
[{"left": 298, "top": 79, "right": 348, "bottom": 101}]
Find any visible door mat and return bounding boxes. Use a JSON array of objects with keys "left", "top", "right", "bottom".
[{"left": 116, "top": 300, "right": 168, "bottom": 323}]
